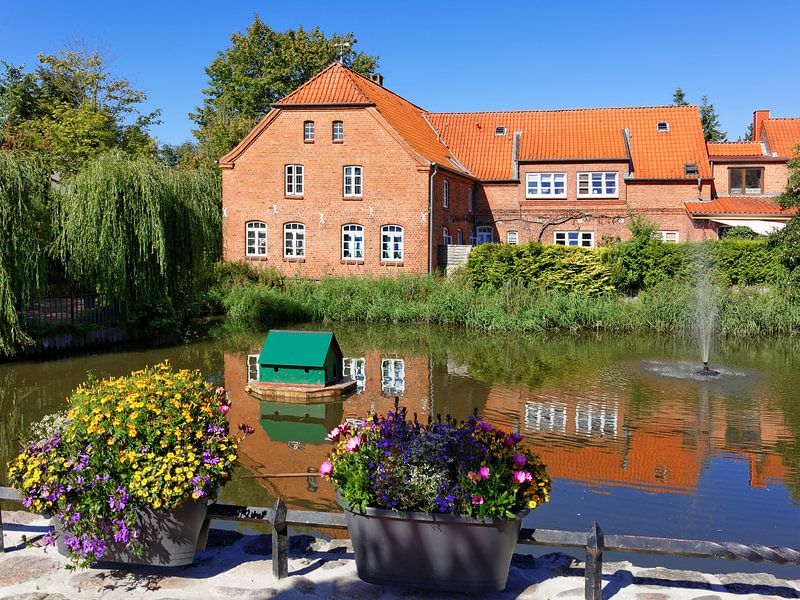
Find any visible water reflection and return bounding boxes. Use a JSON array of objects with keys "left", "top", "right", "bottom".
[{"left": 2, "top": 326, "right": 799, "bottom": 573}]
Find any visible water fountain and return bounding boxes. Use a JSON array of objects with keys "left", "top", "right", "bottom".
[{"left": 694, "top": 246, "right": 720, "bottom": 377}]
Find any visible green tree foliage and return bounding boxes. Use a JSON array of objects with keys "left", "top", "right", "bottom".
[
  {"left": 191, "top": 14, "right": 379, "bottom": 165},
  {"left": 722, "top": 225, "right": 757, "bottom": 240},
  {"left": 0, "top": 152, "right": 50, "bottom": 354},
  {"left": 774, "top": 150, "right": 800, "bottom": 275},
  {"left": 700, "top": 95, "right": 726, "bottom": 142},
  {"left": 672, "top": 87, "right": 688, "bottom": 106},
  {"left": 738, "top": 122, "right": 754, "bottom": 142},
  {"left": 57, "top": 151, "right": 221, "bottom": 327},
  {"left": 0, "top": 47, "right": 159, "bottom": 172}
]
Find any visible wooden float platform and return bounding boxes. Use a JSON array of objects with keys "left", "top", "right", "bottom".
[{"left": 245, "top": 378, "right": 357, "bottom": 403}]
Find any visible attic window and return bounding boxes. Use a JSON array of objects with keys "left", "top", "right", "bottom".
[
  {"left": 657, "top": 122, "right": 670, "bottom": 132},
  {"left": 495, "top": 126, "right": 507, "bottom": 136},
  {"left": 684, "top": 163, "right": 699, "bottom": 176}
]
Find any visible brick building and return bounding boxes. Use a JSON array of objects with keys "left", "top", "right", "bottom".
[{"left": 220, "top": 62, "right": 799, "bottom": 275}]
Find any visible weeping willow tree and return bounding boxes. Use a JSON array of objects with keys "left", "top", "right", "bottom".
[
  {"left": 0, "top": 152, "right": 49, "bottom": 355},
  {"left": 57, "top": 151, "right": 221, "bottom": 327}
]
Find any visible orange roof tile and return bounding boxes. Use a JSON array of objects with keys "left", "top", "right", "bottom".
[
  {"left": 707, "top": 141, "right": 764, "bottom": 158},
  {"left": 429, "top": 106, "right": 710, "bottom": 180},
  {"left": 684, "top": 196, "right": 796, "bottom": 216},
  {"left": 273, "top": 62, "right": 462, "bottom": 171},
  {"left": 763, "top": 118, "right": 800, "bottom": 158}
]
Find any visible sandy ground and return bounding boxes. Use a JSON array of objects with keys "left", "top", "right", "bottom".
[{"left": 1, "top": 511, "right": 798, "bottom": 600}]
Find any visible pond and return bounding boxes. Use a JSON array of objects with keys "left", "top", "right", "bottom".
[{"left": 1, "top": 325, "right": 799, "bottom": 576}]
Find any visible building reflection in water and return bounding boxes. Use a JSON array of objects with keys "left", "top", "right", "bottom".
[{"left": 224, "top": 347, "right": 793, "bottom": 511}]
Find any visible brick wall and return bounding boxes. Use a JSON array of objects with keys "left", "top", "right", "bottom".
[
  {"left": 222, "top": 107, "right": 434, "bottom": 276},
  {"left": 710, "top": 160, "right": 789, "bottom": 196}
]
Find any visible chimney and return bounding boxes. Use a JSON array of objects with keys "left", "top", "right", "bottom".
[
  {"left": 369, "top": 73, "right": 384, "bottom": 87},
  {"left": 753, "top": 110, "right": 770, "bottom": 141}
]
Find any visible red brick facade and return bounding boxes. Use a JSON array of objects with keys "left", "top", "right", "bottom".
[{"left": 221, "top": 64, "right": 798, "bottom": 274}]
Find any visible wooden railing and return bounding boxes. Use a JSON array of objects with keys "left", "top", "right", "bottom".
[{"left": 3, "top": 487, "right": 799, "bottom": 600}]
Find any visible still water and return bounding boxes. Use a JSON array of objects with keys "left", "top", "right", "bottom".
[{"left": 1, "top": 325, "right": 799, "bottom": 575}]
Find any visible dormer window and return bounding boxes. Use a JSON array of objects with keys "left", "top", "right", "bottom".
[
  {"left": 684, "top": 163, "right": 699, "bottom": 176},
  {"left": 657, "top": 122, "right": 670, "bottom": 132},
  {"left": 495, "top": 126, "right": 506, "bottom": 136}
]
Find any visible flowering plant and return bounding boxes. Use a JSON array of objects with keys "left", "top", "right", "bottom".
[
  {"left": 7, "top": 362, "right": 248, "bottom": 568},
  {"left": 320, "top": 406, "right": 551, "bottom": 519}
]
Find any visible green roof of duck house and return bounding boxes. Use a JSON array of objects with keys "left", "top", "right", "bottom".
[{"left": 258, "top": 330, "right": 343, "bottom": 387}]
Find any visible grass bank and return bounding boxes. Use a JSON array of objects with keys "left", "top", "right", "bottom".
[{"left": 216, "top": 272, "right": 800, "bottom": 337}]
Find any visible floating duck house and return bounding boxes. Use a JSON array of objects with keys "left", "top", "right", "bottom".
[{"left": 258, "top": 330, "right": 344, "bottom": 388}]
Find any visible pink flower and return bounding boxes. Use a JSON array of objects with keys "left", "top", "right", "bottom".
[
  {"left": 325, "top": 423, "right": 350, "bottom": 442},
  {"left": 319, "top": 461, "right": 333, "bottom": 477},
  {"left": 218, "top": 404, "right": 230, "bottom": 414},
  {"left": 513, "top": 454, "right": 526, "bottom": 468},
  {"left": 215, "top": 387, "right": 226, "bottom": 397},
  {"left": 471, "top": 495, "right": 484, "bottom": 505},
  {"left": 345, "top": 435, "right": 362, "bottom": 452},
  {"left": 478, "top": 466, "right": 491, "bottom": 480},
  {"left": 512, "top": 470, "right": 533, "bottom": 485}
]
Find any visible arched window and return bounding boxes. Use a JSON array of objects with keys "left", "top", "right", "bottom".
[
  {"left": 246, "top": 221, "right": 267, "bottom": 257},
  {"left": 456, "top": 228, "right": 463, "bottom": 244},
  {"left": 380, "top": 225, "right": 403, "bottom": 261},
  {"left": 443, "top": 227, "right": 451, "bottom": 244},
  {"left": 342, "top": 224, "right": 364, "bottom": 260},
  {"left": 283, "top": 222, "right": 306, "bottom": 258}
]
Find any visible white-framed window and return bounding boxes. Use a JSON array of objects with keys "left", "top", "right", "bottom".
[
  {"left": 555, "top": 231, "right": 594, "bottom": 247},
  {"left": 303, "top": 121, "right": 314, "bottom": 142},
  {"left": 526, "top": 172, "right": 566, "bottom": 198},
  {"left": 285, "top": 164, "right": 304, "bottom": 196},
  {"left": 443, "top": 180, "right": 449, "bottom": 208},
  {"left": 283, "top": 222, "right": 305, "bottom": 258},
  {"left": 245, "top": 221, "right": 267, "bottom": 257},
  {"left": 456, "top": 229, "right": 463, "bottom": 244},
  {"left": 342, "top": 224, "right": 364, "bottom": 260},
  {"left": 381, "top": 358, "right": 405, "bottom": 395},
  {"left": 443, "top": 227, "right": 452, "bottom": 244},
  {"left": 507, "top": 231, "right": 518, "bottom": 245},
  {"left": 654, "top": 230, "right": 679, "bottom": 243},
  {"left": 332, "top": 120, "right": 344, "bottom": 142},
  {"left": 344, "top": 165, "right": 363, "bottom": 198},
  {"left": 577, "top": 172, "right": 618, "bottom": 198},
  {"left": 525, "top": 399, "right": 567, "bottom": 434},
  {"left": 468, "top": 188, "right": 474, "bottom": 213},
  {"left": 575, "top": 400, "right": 618, "bottom": 438},
  {"left": 247, "top": 354, "right": 259, "bottom": 382},
  {"left": 476, "top": 226, "right": 493, "bottom": 245},
  {"left": 381, "top": 225, "right": 404, "bottom": 261},
  {"left": 343, "top": 357, "right": 366, "bottom": 392}
]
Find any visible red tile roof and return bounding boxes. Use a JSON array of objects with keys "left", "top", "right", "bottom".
[
  {"left": 684, "top": 196, "right": 795, "bottom": 216},
  {"left": 707, "top": 141, "right": 764, "bottom": 158},
  {"left": 273, "top": 62, "right": 460, "bottom": 170},
  {"left": 429, "top": 107, "right": 711, "bottom": 180},
  {"left": 762, "top": 118, "right": 800, "bottom": 158}
]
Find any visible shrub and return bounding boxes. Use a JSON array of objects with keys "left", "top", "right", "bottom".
[{"left": 723, "top": 226, "right": 757, "bottom": 240}]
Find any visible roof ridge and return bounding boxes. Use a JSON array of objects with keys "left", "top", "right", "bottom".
[
  {"left": 342, "top": 66, "right": 430, "bottom": 113},
  {"left": 708, "top": 140, "right": 760, "bottom": 144},
  {"left": 428, "top": 105, "right": 699, "bottom": 116},
  {"left": 276, "top": 62, "right": 371, "bottom": 105}
]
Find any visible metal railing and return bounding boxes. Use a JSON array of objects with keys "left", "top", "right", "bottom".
[{"left": 2, "top": 487, "right": 799, "bottom": 600}]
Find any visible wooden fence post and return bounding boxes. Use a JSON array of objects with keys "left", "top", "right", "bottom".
[
  {"left": 271, "top": 498, "right": 288, "bottom": 579},
  {"left": 0, "top": 508, "right": 5, "bottom": 553},
  {"left": 585, "top": 521, "right": 604, "bottom": 600}
]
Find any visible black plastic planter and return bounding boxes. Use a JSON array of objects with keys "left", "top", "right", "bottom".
[
  {"left": 55, "top": 499, "right": 207, "bottom": 567},
  {"left": 340, "top": 500, "right": 527, "bottom": 593}
]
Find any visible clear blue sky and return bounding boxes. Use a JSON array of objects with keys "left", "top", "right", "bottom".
[{"left": 3, "top": 0, "right": 798, "bottom": 146}]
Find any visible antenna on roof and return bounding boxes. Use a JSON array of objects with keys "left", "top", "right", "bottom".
[{"left": 336, "top": 41, "right": 350, "bottom": 63}]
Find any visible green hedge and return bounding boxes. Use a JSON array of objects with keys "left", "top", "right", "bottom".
[{"left": 467, "top": 239, "right": 786, "bottom": 293}]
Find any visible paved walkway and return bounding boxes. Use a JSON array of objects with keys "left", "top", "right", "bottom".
[{"left": 1, "top": 511, "right": 798, "bottom": 599}]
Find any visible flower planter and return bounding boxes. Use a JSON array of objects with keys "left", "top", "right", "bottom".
[
  {"left": 340, "top": 499, "right": 527, "bottom": 593},
  {"left": 55, "top": 500, "right": 207, "bottom": 567}
]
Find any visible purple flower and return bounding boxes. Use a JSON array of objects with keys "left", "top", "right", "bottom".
[
  {"left": 504, "top": 433, "right": 523, "bottom": 448},
  {"left": 478, "top": 466, "right": 491, "bottom": 480},
  {"left": 512, "top": 470, "right": 532, "bottom": 485},
  {"left": 202, "top": 451, "right": 220, "bottom": 466},
  {"left": 42, "top": 531, "right": 56, "bottom": 549},
  {"left": 108, "top": 487, "right": 129, "bottom": 511},
  {"left": 514, "top": 454, "right": 527, "bottom": 467}
]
